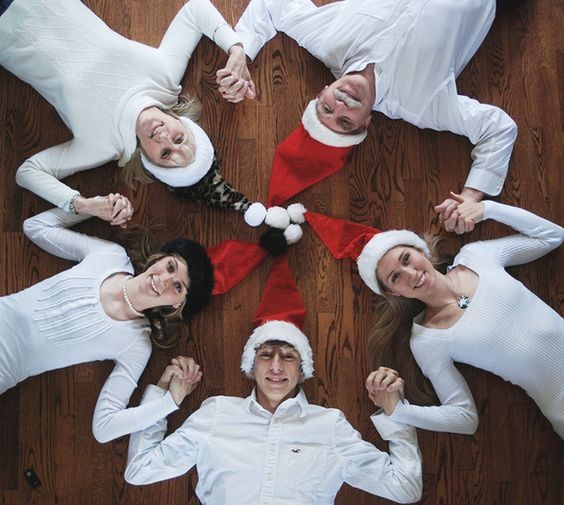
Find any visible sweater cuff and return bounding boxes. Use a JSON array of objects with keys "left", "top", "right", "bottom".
[
  {"left": 481, "top": 199, "right": 502, "bottom": 221},
  {"left": 214, "top": 25, "right": 243, "bottom": 54},
  {"left": 141, "top": 386, "right": 180, "bottom": 417}
]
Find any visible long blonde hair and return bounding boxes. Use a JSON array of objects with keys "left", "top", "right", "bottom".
[
  {"left": 122, "top": 95, "right": 203, "bottom": 188},
  {"left": 368, "top": 234, "right": 449, "bottom": 405}
]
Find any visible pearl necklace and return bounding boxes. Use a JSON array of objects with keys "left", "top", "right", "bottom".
[{"left": 121, "top": 275, "right": 144, "bottom": 318}]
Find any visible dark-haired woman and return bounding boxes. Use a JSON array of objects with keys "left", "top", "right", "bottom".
[
  {"left": 364, "top": 196, "right": 563, "bottom": 437},
  {"left": 0, "top": 197, "right": 214, "bottom": 443}
]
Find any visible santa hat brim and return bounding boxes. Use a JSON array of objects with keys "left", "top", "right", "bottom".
[
  {"left": 357, "top": 230, "right": 430, "bottom": 295},
  {"left": 140, "top": 117, "right": 214, "bottom": 187},
  {"left": 241, "top": 320, "right": 314, "bottom": 379},
  {"left": 301, "top": 100, "right": 367, "bottom": 147}
]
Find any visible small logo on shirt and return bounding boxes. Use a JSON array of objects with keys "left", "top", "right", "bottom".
[{"left": 291, "top": 448, "right": 301, "bottom": 453}]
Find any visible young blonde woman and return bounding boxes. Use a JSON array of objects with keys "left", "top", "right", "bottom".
[
  {"left": 1, "top": 0, "right": 256, "bottom": 225},
  {"left": 0, "top": 196, "right": 214, "bottom": 443},
  {"left": 300, "top": 194, "right": 563, "bottom": 438}
]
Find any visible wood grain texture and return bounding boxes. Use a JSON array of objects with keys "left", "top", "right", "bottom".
[{"left": 0, "top": 1, "right": 562, "bottom": 504}]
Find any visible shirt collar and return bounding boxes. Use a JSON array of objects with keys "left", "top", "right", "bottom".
[{"left": 245, "top": 388, "right": 309, "bottom": 418}]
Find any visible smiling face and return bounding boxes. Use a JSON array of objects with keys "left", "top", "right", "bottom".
[
  {"left": 315, "top": 74, "right": 375, "bottom": 133},
  {"left": 376, "top": 246, "right": 437, "bottom": 298},
  {"left": 134, "top": 255, "right": 190, "bottom": 311},
  {"left": 253, "top": 342, "right": 302, "bottom": 413},
  {"left": 136, "top": 107, "right": 196, "bottom": 167}
]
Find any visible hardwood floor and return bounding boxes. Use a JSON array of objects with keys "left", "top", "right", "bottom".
[{"left": 0, "top": 1, "right": 562, "bottom": 504}]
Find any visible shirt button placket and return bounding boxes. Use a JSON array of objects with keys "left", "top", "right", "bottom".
[{"left": 259, "top": 418, "right": 281, "bottom": 504}]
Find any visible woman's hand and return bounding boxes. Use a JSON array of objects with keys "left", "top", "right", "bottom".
[
  {"left": 167, "top": 356, "right": 203, "bottom": 406},
  {"left": 365, "top": 367, "right": 405, "bottom": 416},
  {"left": 435, "top": 187, "right": 483, "bottom": 234},
  {"left": 73, "top": 193, "right": 134, "bottom": 228},
  {"left": 216, "top": 44, "right": 256, "bottom": 103}
]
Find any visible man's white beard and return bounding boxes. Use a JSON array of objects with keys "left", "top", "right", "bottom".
[{"left": 334, "top": 89, "right": 362, "bottom": 109}]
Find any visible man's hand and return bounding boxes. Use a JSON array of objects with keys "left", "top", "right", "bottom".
[
  {"left": 435, "top": 187, "right": 483, "bottom": 234},
  {"left": 73, "top": 193, "right": 133, "bottom": 228},
  {"left": 365, "top": 367, "right": 404, "bottom": 416},
  {"left": 216, "top": 44, "right": 256, "bottom": 103}
]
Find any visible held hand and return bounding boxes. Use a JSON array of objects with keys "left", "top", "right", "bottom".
[
  {"left": 435, "top": 188, "right": 483, "bottom": 234},
  {"left": 169, "top": 369, "right": 203, "bottom": 406},
  {"left": 156, "top": 363, "right": 183, "bottom": 390},
  {"left": 170, "top": 356, "right": 202, "bottom": 382},
  {"left": 216, "top": 44, "right": 256, "bottom": 103},
  {"left": 365, "top": 366, "right": 404, "bottom": 416},
  {"left": 73, "top": 193, "right": 134, "bottom": 227},
  {"left": 110, "top": 194, "right": 134, "bottom": 228}
]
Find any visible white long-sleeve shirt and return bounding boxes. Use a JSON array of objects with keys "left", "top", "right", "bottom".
[
  {"left": 0, "top": 0, "right": 241, "bottom": 212},
  {"left": 388, "top": 201, "right": 564, "bottom": 438},
  {"left": 125, "top": 387, "right": 423, "bottom": 504},
  {"left": 236, "top": 0, "right": 518, "bottom": 196},
  {"left": 0, "top": 208, "right": 179, "bottom": 442}
]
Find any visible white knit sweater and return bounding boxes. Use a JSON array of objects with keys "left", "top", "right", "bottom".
[
  {"left": 0, "top": 208, "right": 179, "bottom": 443},
  {"left": 389, "top": 201, "right": 564, "bottom": 438},
  {"left": 0, "top": 0, "right": 241, "bottom": 212}
]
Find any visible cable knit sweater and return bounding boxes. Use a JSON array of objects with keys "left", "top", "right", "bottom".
[
  {"left": 0, "top": 209, "right": 179, "bottom": 443},
  {"left": 389, "top": 201, "right": 564, "bottom": 438},
  {"left": 0, "top": 0, "right": 241, "bottom": 212}
]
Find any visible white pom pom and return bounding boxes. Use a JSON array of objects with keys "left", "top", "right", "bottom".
[
  {"left": 284, "top": 224, "right": 303, "bottom": 244},
  {"left": 287, "top": 203, "right": 307, "bottom": 224},
  {"left": 244, "top": 202, "right": 267, "bottom": 227},
  {"left": 265, "top": 206, "right": 290, "bottom": 229}
]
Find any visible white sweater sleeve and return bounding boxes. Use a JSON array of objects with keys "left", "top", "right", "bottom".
[
  {"left": 23, "top": 208, "right": 124, "bottom": 262},
  {"left": 234, "top": 0, "right": 281, "bottom": 60},
  {"left": 91, "top": 341, "right": 179, "bottom": 443},
  {"left": 159, "top": 0, "right": 242, "bottom": 84},
  {"left": 125, "top": 394, "right": 218, "bottom": 485},
  {"left": 15, "top": 139, "right": 116, "bottom": 212},
  {"left": 335, "top": 412, "right": 422, "bottom": 503},
  {"left": 461, "top": 200, "right": 564, "bottom": 268},
  {"left": 415, "top": 78, "right": 518, "bottom": 196},
  {"left": 388, "top": 338, "right": 479, "bottom": 435}
]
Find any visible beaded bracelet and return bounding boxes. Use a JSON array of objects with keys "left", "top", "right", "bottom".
[{"left": 69, "top": 193, "right": 82, "bottom": 215}]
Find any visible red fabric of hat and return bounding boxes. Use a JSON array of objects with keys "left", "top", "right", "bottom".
[
  {"left": 252, "top": 253, "right": 306, "bottom": 330},
  {"left": 267, "top": 124, "right": 353, "bottom": 206},
  {"left": 207, "top": 240, "right": 269, "bottom": 295},
  {"left": 305, "top": 211, "right": 381, "bottom": 261}
]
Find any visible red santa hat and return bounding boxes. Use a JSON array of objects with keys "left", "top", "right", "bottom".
[
  {"left": 240, "top": 253, "right": 314, "bottom": 379},
  {"left": 304, "top": 211, "right": 429, "bottom": 295},
  {"left": 206, "top": 240, "right": 269, "bottom": 295},
  {"left": 267, "top": 100, "right": 367, "bottom": 206}
]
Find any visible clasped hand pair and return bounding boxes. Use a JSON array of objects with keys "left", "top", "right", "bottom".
[
  {"left": 73, "top": 193, "right": 133, "bottom": 228},
  {"left": 216, "top": 44, "right": 256, "bottom": 103},
  {"left": 435, "top": 190, "right": 486, "bottom": 234}
]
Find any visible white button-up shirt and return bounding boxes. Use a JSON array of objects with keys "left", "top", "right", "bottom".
[
  {"left": 126, "top": 386, "right": 422, "bottom": 504},
  {"left": 236, "top": 0, "right": 518, "bottom": 196}
]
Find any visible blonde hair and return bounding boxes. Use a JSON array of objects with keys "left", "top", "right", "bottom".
[
  {"left": 122, "top": 95, "right": 203, "bottom": 189},
  {"left": 367, "top": 233, "right": 449, "bottom": 405}
]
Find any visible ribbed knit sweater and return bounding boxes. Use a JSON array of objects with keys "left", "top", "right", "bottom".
[
  {"left": 0, "top": 209, "right": 179, "bottom": 443},
  {"left": 389, "top": 201, "right": 564, "bottom": 438}
]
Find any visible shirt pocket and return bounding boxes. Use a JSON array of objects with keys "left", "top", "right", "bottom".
[{"left": 280, "top": 445, "right": 328, "bottom": 491}]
